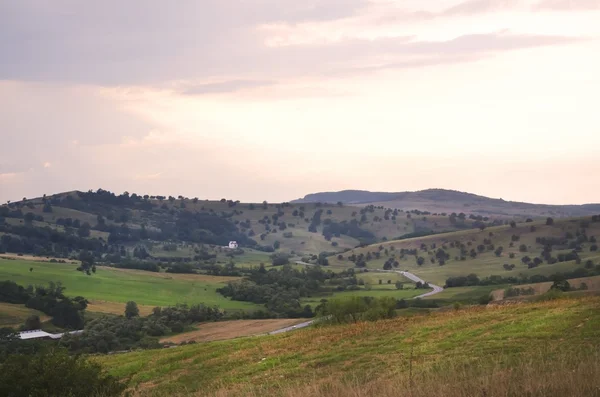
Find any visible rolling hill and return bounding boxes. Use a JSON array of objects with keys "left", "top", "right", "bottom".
[
  {"left": 293, "top": 188, "right": 600, "bottom": 218},
  {"left": 326, "top": 215, "right": 600, "bottom": 286},
  {"left": 0, "top": 189, "right": 510, "bottom": 263}
]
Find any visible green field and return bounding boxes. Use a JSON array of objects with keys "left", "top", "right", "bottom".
[
  {"left": 98, "top": 296, "right": 600, "bottom": 396},
  {"left": 0, "top": 259, "right": 261, "bottom": 311}
]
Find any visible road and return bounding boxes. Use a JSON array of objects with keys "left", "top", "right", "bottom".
[
  {"left": 269, "top": 263, "right": 444, "bottom": 335},
  {"left": 268, "top": 319, "right": 315, "bottom": 335}
]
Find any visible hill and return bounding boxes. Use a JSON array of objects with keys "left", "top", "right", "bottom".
[
  {"left": 0, "top": 189, "right": 508, "bottom": 265},
  {"left": 326, "top": 214, "right": 600, "bottom": 286},
  {"left": 99, "top": 296, "right": 600, "bottom": 396},
  {"left": 293, "top": 188, "right": 600, "bottom": 218}
]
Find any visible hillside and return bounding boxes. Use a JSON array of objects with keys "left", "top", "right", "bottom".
[
  {"left": 99, "top": 296, "right": 600, "bottom": 396},
  {"left": 293, "top": 189, "right": 600, "bottom": 218},
  {"left": 0, "top": 189, "right": 507, "bottom": 264},
  {"left": 327, "top": 215, "right": 600, "bottom": 286}
]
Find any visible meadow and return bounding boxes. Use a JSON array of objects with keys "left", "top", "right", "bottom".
[
  {"left": 0, "top": 259, "right": 261, "bottom": 312},
  {"left": 98, "top": 295, "right": 600, "bottom": 396}
]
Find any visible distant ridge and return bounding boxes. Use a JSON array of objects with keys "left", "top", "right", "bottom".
[{"left": 292, "top": 189, "right": 600, "bottom": 218}]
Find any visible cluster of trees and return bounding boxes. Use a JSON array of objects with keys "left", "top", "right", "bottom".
[
  {"left": 321, "top": 219, "right": 375, "bottom": 243},
  {"left": 0, "top": 281, "right": 87, "bottom": 329},
  {"left": 61, "top": 302, "right": 223, "bottom": 354},
  {"left": 0, "top": 224, "right": 104, "bottom": 257},
  {"left": 0, "top": 345, "right": 125, "bottom": 397},
  {"left": 217, "top": 265, "right": 357, "bottom": 317},
  {"left": 318, "top": 296, "right": 397, "bottom": 324}
]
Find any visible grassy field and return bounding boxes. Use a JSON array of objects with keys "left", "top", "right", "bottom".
[
  {"left": 490, "top": 274, "right": 600, "bottom": 301},
  {"left": 0, "top": 302, "right": 50, "bottom": 328},
  {"left": 0, "top": 259, "right": 262, "bottom": 312},
  {"left": 160, "top": 319, "right": 309, "bottom": 344},
  {"left": 328, "top": 217, "right": 600, "bottom": 285},
  {"left": 98, "top": 296, "right": 600, "bottom": 396}
]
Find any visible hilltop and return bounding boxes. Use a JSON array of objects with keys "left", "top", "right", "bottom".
[{"left": 293, "top": 188, "right": 600, "bottom": 218}]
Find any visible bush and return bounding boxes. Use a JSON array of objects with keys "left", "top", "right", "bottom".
[{"left": 0, "top": 348, "right": 125, "bottom": 397}]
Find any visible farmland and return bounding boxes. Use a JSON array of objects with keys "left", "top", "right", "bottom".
[
  {"left": 0, "top": 302, "right": 49, "bottom": 328},
  {"left": 0, "top": 258, "right": 261, "bottom": 312},
  {"left": 159, "top": 319, "right": 308, "bottom": 344},
  {"left": 98, "top": 295, "right": 600, "bottom": 396}
]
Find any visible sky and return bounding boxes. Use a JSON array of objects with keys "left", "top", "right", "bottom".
[{"left": 1, "top": 0, "right": 599, "bottom": 205}]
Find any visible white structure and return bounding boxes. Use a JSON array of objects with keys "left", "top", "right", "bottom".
[
  {"left": 228, "top": 241, "right": 239, "bottom": 249},
  {"left": 18, "top": 329, "right": 83, "bottom": 340}
]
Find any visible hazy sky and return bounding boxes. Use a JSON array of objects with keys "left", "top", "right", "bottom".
[{"left": 1, "top": 0, "right": 599, "bottom": 205}]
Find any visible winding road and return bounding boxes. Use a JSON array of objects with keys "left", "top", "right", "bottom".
[{"left": 269, "top": 263, "right": 444, "bottom": 335}]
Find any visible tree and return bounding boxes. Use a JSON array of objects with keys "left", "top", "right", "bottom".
[
  {"left": 550, "top": 279, "right": 571, "bottom": 292},
  {"left": 519, "top": 244, "right": 528, "bottom": 252},
  {"left": 0, "top": 348, "right": 125, "bottom": 397},
  {"left": 77, "top": 222, "right": 91, "bottom": 238},
  {"left": 395, "top": 281, "right": 404, "bottom": 290},
  {"left": 23, "top": 315, "right": 41, "bottom": 330},
  {"left": 125, "top": 301, "right": 140, "bottom": 319},
  {"left": 546, "top": 217, "right": 554, "bottom": 226},
  {"left": 510, "top": 221, "right": 516, "bottom": 228},
  {"left": 77, "top": 251, "right": 95, "bottom": 275},
  {"left": 416, "top": 256, "right": 425, "bottom": 266},
  {"left": 273, "top": 241, "right": 281, "bottom": 250}
]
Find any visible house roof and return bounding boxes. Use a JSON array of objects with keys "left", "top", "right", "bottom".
[{"left": 18, "top": 329, "right": 84, "bottom": 340}]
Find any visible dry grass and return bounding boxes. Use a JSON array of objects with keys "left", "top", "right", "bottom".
[
  {"left": 491, "top": 275, "right": 600, "bottom": 301},
  {"left": 209, "top": 348, "right": 600, "bottom": 397},
  {"left": 0, "top": 253, "right": 78, "bottom": 264},
  {"left": 99, "top": 296, "right": 600, "bottom": 396},
  {"left": 87, "top": 300, "right": 155, "bottom": 316},
  {"left": 160, "top": 319, "right": 308, "bottom": 344},
  {"left": 0, "top": 302, "right": 50, "bottom": 327}
]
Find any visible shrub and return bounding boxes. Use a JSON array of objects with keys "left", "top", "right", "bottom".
[{"left": 0, "top": 348, "right": 125, "bottom": 397}]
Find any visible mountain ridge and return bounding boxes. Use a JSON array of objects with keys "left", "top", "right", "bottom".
[{"left": 292, "top": 188, "right": 600, "bottom": 218}]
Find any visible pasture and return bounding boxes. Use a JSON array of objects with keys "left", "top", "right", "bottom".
[{"left": 0, "top": 259, "right": 262, "bottom": 312}]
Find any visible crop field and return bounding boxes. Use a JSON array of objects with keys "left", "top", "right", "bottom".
[
  {"left": 0, "top": 302, "right": 50, "bottom": 328},
  {"left": 159, "top": 319, "right": 308, "bottom": 344},
  {"left": 0, "top": 259, "right": 262, "bottom": 312},
  {"left": 98, "top": 296, "right": 600, "bottom": 396},
  {"left": 328, "top": 218, "right": 600, "bottom": 285}
]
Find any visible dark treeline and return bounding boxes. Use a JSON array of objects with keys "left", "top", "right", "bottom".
[
  {"left": 444, "top": 265, "right": 600, "bottom": 288},
  {"left": 0, "top": 281, "right": 87, "bottom": 329},
  {"left": 61, "top": 303, "right": 223, "bottom": 354},
  {"left": 321, "top": 219, "right": 375, "bottom": 243}
]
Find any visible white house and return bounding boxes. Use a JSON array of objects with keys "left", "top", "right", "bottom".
[{"left": 228, "top": 241, "right": 239, "bottom": 249}]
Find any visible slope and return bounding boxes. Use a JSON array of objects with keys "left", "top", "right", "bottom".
[{"left": 98, "top": 296, "right": 600, "bottom": 396}]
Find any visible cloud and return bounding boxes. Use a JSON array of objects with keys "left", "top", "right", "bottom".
[
  {"left": 0, "top": 0, "right": 367, "bottom": 85},
  {"left": 181, "top": 80, "right": 276, "bottom": 95},
  {"left": 442, "top": 0, "right": 520, "bottom": 16},
  {"left": 0, "top": 173, "right": 18, "bottom": 183},
  {"left": 43, "top": 162, "right": 52, "bottom": 168},
  {"left": 133, "top": 172, "right": 163, "bottom": 181},
  {"left": 534, "top": 0, "right": 600, "bottom": 10}
]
